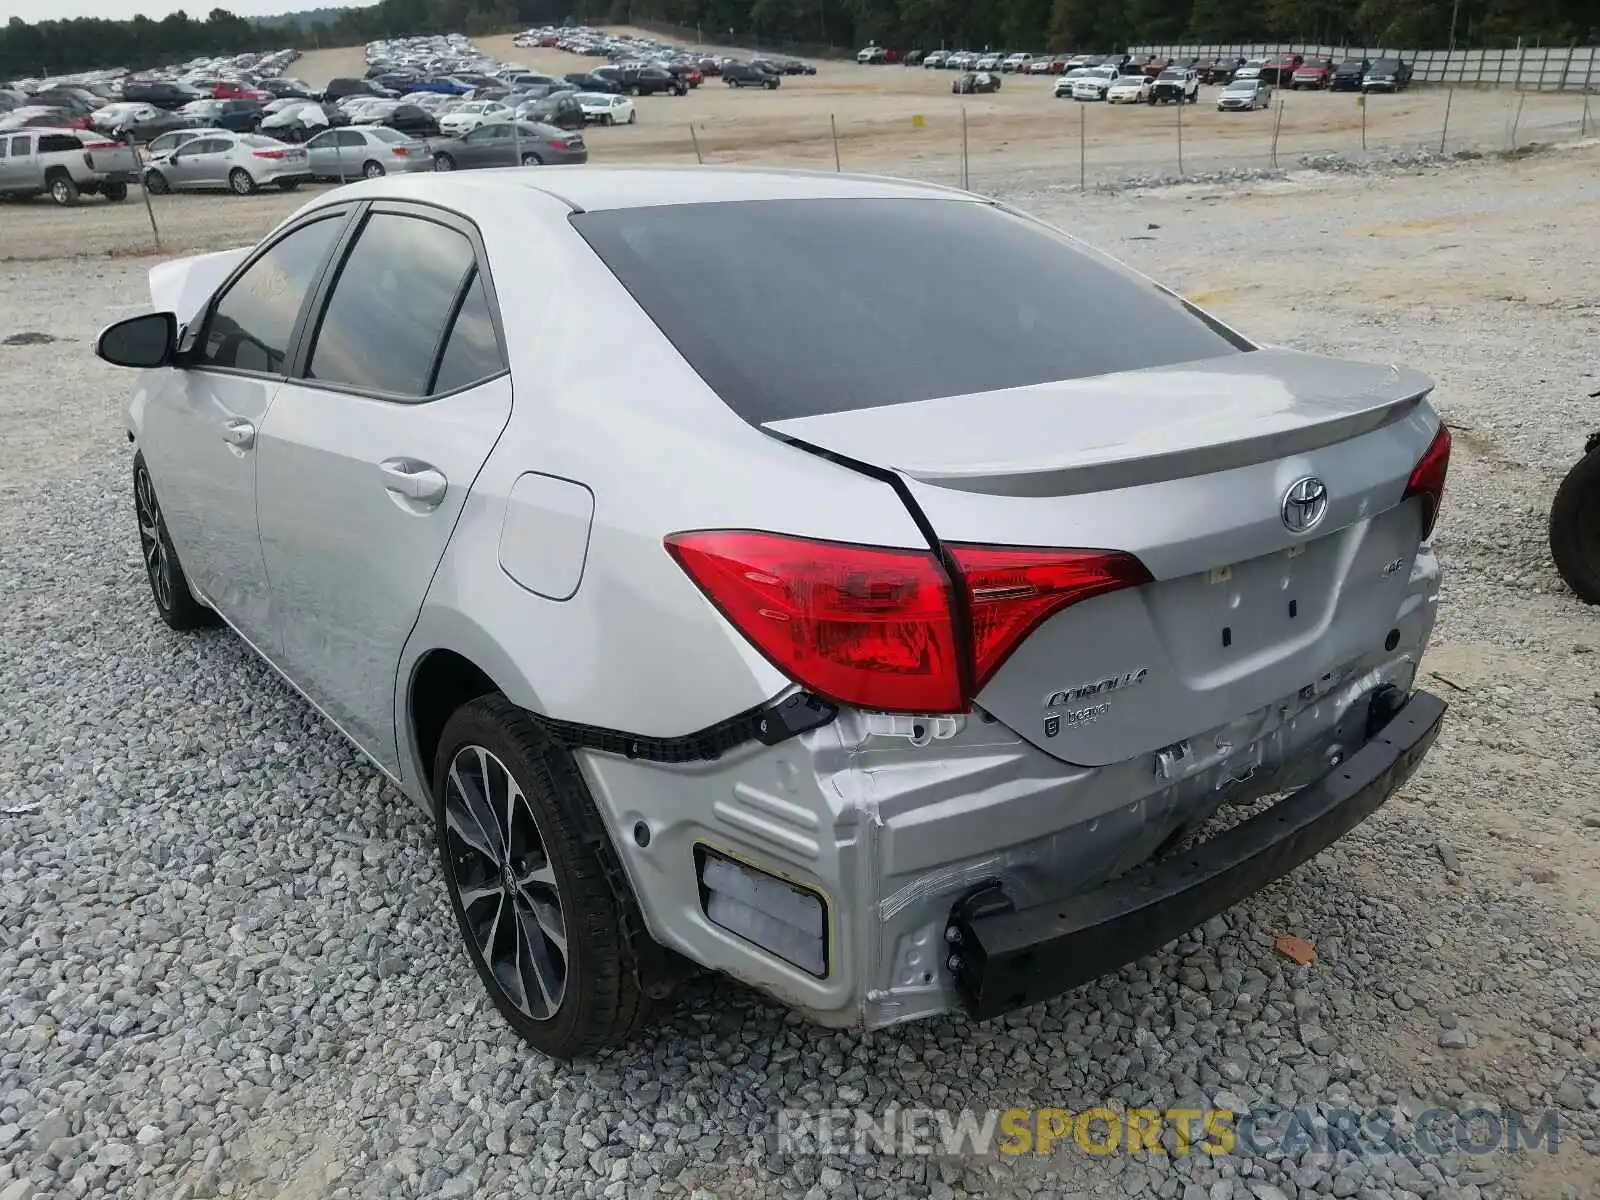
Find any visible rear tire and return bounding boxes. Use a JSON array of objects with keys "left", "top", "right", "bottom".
[
  {"left": 278, "top": 179, "right": 301, "bottom": 191},
  {"left": 363, "top": 159, "right": 385, "bottom": 178},
  {"left": 134, "top": 455, "right": 219, "bottom": 632},
  {"left": 433, "top": 695, "right": 649, "bottom": 1060},
  {"left": 228, "top": 168, "right": 256, "bottom": 196},
  {"left": 103, "top": 182, "right": 129, "bottom": 202},
  {"left": 1551, "top": 447, "right": 1600, "bottom": 605},
  {"left": 434, "top": 152, "right": 455, "bottom": 171},
  {"left": 48, "top": 173, "right": 79, "bottom": 206},
  {"left": 520, "top": 152, "right": 542, "bottom": 166},
  {"left": 626, "top": 110, "right": 636, "bottom": 124}
]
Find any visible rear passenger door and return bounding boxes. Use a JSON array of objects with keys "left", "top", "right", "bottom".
[{"left": 253, "top": 202, "right": 513, "bottom": 771}]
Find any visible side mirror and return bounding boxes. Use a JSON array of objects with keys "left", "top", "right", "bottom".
[{"left": 95, "top": 311, "right": 177, "bottom": 369}]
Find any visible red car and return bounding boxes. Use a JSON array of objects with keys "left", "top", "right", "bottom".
[
  {"left": 1290, "top": 59, "right": 1335, "bottom": 89},
  {"left": 214, "top": 81, "right": 271, "bottom": 102},
  {"left": 1262, "top": 54, "right": 1305, "bottom": 86}
]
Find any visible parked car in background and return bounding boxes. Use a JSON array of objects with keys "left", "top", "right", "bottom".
[
  {"left": 0, "top": 126, "right": 137, "bottom": 204},
  {"left": 214, "top": 81, "right": 272, "bottom": 102},
  {"left": 1199, "top": 57, "right": 1242, "bottom": 84},
  {"left": 665, "top": 64, "right": 704, "bottom": 88},
  {"left": 1106, "top": 73, "right": 1154, "bottom": 104},
  {"left": 145, "top": 127, "right": 225, "bottom": 158},
  {"left": 517, "top": 93, "right": 584, "bottom": 131},
  {"left": 1070, "top": 64, "right": 1119, "bottom": 100},
  {"left": 724, "top": 63, "right": 780, "bottom": 89},
  {"left": 258, "top": 101, "right": 340, "bottom": 142},
  {"left": 0, "top": 105, "right": 91, "bottom": 132},
  {"left": 92, "top": 102, "right": 191, "bottom": 142},
  {"left": 179, "top": 98, "right": 263, "bottom": 133},
  {"left": 565, "top": 71, "right": 625, "bottom": 94},
  {"left": 1150, "top": 68, "right": 1200, "bottom": 104},
  {"left": 1329, "top": 59, "right": 1370, "bottom": 91},
  {"left": 1260, "top": 54, "right": 1305, "bottom": 86},
  {"left": 1291, "top": 59, "right": 1336, "bottom": 89},
  {"left": 438, "top": 100, "right": 514, "bottom": 137},
  {"left": 429, "top": 120, "right": 586, "bottom": 170},
  {"left": 381, "top": 103, "right": 443, "bottom": 139},
  {"left": 1218, "top": 77, "right": 1274, "bottom": 110},
  {"left": 857, "top": 45, "right": 889, "bottom": 64},
  {"left": 142, "top": 131, "right": 310, "bottom": 195},
  {"left": 1362, "top": 59, "right": 1413, "bottom": 92},
  {"left": 923, "top": 50, "right": 949, "bottom": 69},
  {"left": 620, "top": 66, "right": 688, "bottom": 96},
  {"left": 975, "top": 52, "right": 1004, "bottom": 71},
  {"left": 305, "top": 125, "right": 433, "bottom": 179},
  {"left": 121, "top": 78, "right": 201, "bottom": 109},
  {"left": 324, "top": 77, "right": 396, "bottom": 103},
  {"left": 575, "top": 92, "right": 636, "bottom": 125},
  {"left": 1054, "top": 69, "right": 1089, "bottom": 97},
  {"left": 1001, "top": 52, "right": 1035, "bottom": 73},
  {"left": 98, "top": 167, "right": 1450, "bottom": 1060},
  {"left": 952, "top": 71, "right": 1001, "bottom": 95}
]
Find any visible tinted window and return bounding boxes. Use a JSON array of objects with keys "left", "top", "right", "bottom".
[
  {"left": 40, "top": 134, "right": 80, "bottom": 153},
  {"left": 573, "top": 198, "right": 1252, "bottom": 422},
  {"left": 201, "top": 215, "right": 344, "bottom": 374},
  {"left": 306, "top": 213, "right": 476, "bottom": 397},
  {"left": 432, "top": 271, "right": 504, "bottom": 393}
]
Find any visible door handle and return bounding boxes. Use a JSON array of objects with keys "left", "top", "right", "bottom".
[
  {"left": 379, "top": 458, "right": 448, "bottom": 506},
  {"left": 221, "top": 419, "right": 256, "bottom": 449}
]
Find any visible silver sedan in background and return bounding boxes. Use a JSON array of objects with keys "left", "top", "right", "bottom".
[
  {"left": 305, "top": 125, "right": 433, "bottom": 180},
  {"left": 141, "top": 131, "right": 311, "bottom": 195},
  {"left": 428, "top": 120, "right": 586, "bottom": 171}
]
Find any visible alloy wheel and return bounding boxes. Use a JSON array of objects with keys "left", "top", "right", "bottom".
[
  {"left": 135, "top": 465, "right": 172, "bottom": 612},
  {"left": 443, "top": 745, "right": 568, "bottom": 1020}
]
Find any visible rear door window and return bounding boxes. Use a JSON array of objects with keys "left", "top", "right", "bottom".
[
  {"left": 571, "top": 197, "right": 1252, "bottom": 423},
  {"left": 303, "top": 211, "right": 478, "bottom": 398}
]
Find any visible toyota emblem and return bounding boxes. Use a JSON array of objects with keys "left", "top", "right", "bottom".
[{"left": 1281, "top": 477, "right": 1329, "bottom": 534}]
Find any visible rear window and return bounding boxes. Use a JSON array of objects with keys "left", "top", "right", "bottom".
[
  {"left": 369, "top": 126, "right": 407, "bottom": 142},
  {"left": 571, "top": 198, "right": 1251, "bottom": 423}
]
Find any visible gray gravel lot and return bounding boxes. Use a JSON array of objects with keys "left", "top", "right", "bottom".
[{"left": 1, "top": 147, "right": 1598, "bottom": 1200}]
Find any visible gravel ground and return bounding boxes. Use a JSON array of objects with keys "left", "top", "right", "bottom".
[{"left": 1, "top": 146, "right": 1598, "bottom": 1200}]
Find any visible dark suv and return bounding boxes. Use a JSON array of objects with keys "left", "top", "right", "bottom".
[
  {"left": 1361, "top": 58, "right": 1413, "bottom": 92},
  {"left": 121, "top": 79, "right": 199, "bottom": 109},
  {"left": 1329, "top": 59, "right": 1369, "bottom": 90},
  {"left": 618, "top": 66, "right": 688, "bottom": 96},
  {"left": 724, "top": 63, "right": 780, "bottom": 89}
]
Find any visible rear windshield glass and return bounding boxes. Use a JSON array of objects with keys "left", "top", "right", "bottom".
[{"left": 571, "top": 198, "right": 1251, "bottom": 423}]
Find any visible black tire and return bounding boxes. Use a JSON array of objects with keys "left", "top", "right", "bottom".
[
  {"left": 103, "top": 181, "right": 129, "bottom": 202},
  {"left": 143, "top": 169, "right": 170, "bottom": 195},
  {"left": 520, "top": 152, "right": 542, "bottom": 166},
  {"left": 362, "top": 159, "right": 385, "bottom": 178},
  {"left": 228, "top": 167, "right": 256, "bottom": 196},
  {"left": 626, "top": 110, "right": 636, "bottom": 124},
  {"left": 133, "top": 455, "right": 218, "bottom": 632},
  {"left": 278, "top": 179, "right": 301, "bottom": 191},
  {"left": 433, "top": 696, "right": 649, "bottom": 1059},
  {"left": 48, "top": 172, "right": 79, "bottom": 206},
  {"left": 1551, "top": 447, "right": 1600, "bottom": 605},
  {"left": 434, "top": 152, "right": 455, "bottom": 171}
]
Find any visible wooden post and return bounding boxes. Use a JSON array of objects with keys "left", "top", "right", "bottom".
[
  {"left": 688, "top": 123, "right": 703, "bottom": 164},
  {"left": 1510, "top": 89, "right": 1526, "bottom": 149},
  {"left": 132, "top": 132, "right": 160, "bottom": 250}
]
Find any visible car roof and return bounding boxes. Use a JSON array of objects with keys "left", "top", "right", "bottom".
[{"left": 304, "top": 166, "right": 974, "bottom": 216}]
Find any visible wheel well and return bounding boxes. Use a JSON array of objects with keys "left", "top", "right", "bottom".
[{"left": 410, "top": 650, "right": 501, "bottom": 786}]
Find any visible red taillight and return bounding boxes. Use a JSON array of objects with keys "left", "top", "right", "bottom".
[
  {"left": 1403, "top": 422, "right": 1451, "bottom": 539},
  {"left": 392, "top": 146, "right": 410, "bottom": 155},
  {"left": 664, "top": 530, "right": 1150, "bottom": 714},
  {"left": 949, "top": 544, "right": 1154, "bottom": 690},
  {"left": 548, "top": 138, "right": 570, "bottom": 150},
  {"left": 665, "top": 531, "right": 963, "bottom": 713},
  {"left": 253, "top": 149, "right": 285, "bottom": 159}
]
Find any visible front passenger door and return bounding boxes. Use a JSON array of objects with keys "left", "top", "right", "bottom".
[{"left": 254, "top": 204, "right": 513, "bottom": 770}]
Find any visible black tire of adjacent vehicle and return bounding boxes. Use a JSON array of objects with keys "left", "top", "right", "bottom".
[
  {"left": 363, "top": 160, "right": 385, "bottom": 178},
  {"left": 48, "top": 172, "right": 79, "bottom": 206},
  {"left": 433, "top": 696, "right": 649, "bottom": 1059},
  {"left": 103, "top": 182, "right": 129, "bottom": 202},
  {"left": 279, "top": 179, "right": 300, "bottom": 191},
  {"left": 133, "top": 454, "right": 219, "bottom": 632},
  {"left": 434, "top": 152, "right": 455, "bottom": 171},
  {"left": 1550, "top": 447, "right": 1600, "bottom": 605},
  {"left": 143, "top": 169, "right": 170, "bottom": 194}
]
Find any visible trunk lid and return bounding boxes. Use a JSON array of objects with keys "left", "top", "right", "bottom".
[{"left": 767, "top": 349, "right": 1439, "bottom": 766}]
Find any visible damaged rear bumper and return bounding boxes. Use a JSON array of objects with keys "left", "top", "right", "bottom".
[{"left": 946, "top": 689, "right": 1446, "bottom": 1020}]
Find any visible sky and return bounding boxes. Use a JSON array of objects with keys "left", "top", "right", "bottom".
[{"left": 0, "top": 0, "right": 375, "bottom": 22}]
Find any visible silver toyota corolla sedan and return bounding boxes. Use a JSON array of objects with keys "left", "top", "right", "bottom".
[{"left": 95, "top": 168, "right": 1449, "bottom": 1060}]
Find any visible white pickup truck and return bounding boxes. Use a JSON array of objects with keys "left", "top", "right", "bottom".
[{"left": 0, "top": 127, "right": 140, "bottom": 205}]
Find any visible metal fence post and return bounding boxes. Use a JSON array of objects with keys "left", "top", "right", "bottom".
[
  {"left": 1176, "top": 90, "right": 1183, "bottom": 175},
  {"left": 830, "top": 113, "right": 840, "bottom": 171},
  {"left": 1583, "top": 87, "right": 1592, "bottom": 139},
  {"left": 960, "top": 106, "right": 969, "bottom": 189},
  {"left": 131, "top": 131, "right": 160, "bottom": 250},
  {"left": 688, "top": 123, "right": 703, "bottom": 164},
  {"left": 1510, "top": 89, "right": 1526, "bottom": 149},
  {"left": 1078, "top": 101, "right": 1086, "bottom": 189},
  {"left": 1440, "top": 87, "right": 1453, "bottom": 152},
  {"left": 1271, "top": 95, "right": 1284, "bottom": 167},
  {"left": 1360, "top": 91, "right": 1367, "bottom": 151}
]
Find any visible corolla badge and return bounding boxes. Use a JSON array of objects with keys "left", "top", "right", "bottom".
[{"left": 1281, "top": 477, "right": 1329, "bottom": 535}]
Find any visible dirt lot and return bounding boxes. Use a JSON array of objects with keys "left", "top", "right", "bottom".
[{"left": 0, "top": 30, "right": 1597, "bottom": 1200}]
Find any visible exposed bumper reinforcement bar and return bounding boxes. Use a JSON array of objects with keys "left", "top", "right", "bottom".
[{"left": 948, "top": 688, "right": 1447, "bottom": 1020}]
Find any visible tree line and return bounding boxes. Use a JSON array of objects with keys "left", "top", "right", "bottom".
[{"left": 4, "top": 0, "right": 1594, "bottom": 83}]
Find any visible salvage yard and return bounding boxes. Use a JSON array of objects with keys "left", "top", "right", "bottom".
[{"left": 1, "top": 39, "right": 1599, "bottom": 1200}]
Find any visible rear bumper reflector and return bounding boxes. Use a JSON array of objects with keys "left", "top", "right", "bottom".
[{"left": 946, "top": 688, "right": 1447, "bottom": 1020}]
